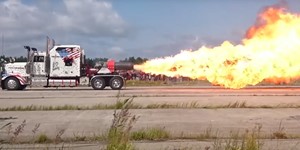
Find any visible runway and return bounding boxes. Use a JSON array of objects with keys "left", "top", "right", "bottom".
[
  {"left": 1, "top": 86, "right": 300, "bottom": 149},
  {"left": 0, "top": 86, "right": 300, "bottom": 108}
]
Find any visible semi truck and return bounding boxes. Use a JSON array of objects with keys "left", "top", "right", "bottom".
[{"left": 0, "top": 37, "right": 133, "bottom": 90}]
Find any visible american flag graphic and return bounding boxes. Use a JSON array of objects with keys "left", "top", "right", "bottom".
[
  {"left": 9, "top": 73, "right": 27, "bottom": 85},
  {"left": 64, "top": 47, "right": 81, "bottom": 60}
]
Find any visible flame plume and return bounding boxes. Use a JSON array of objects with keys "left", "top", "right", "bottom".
[{"left": 135, "top": 7, "right": 300, "bottom": 89}]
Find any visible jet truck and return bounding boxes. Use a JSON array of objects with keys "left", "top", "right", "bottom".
[{"left": 0, "top": 38, "right": 133, "bottom": 90}]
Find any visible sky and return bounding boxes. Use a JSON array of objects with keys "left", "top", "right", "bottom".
[{"left": 0, "top": 0, "right": 299, "bottom": 60}]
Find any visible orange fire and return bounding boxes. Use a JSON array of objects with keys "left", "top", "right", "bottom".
[{"left": 135, "top": 6, "right": 300, "bottom": 89}]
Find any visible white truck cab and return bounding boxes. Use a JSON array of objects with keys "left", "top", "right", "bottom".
[{"left": 1, "top": 37, "right": 133, "bottom": 90}]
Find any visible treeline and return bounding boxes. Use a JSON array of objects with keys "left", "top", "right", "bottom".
[
  {"left": 0, "top": 55, "right": 27, "bottom": 62},
  {"left": 120, "top": 57, "right": 148, "bottom": 64},
  {"left": 0, "top": 55, "right": 148, "bottom": 66}
]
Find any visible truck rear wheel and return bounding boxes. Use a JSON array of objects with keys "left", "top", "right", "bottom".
[
  {"left": 5, "top": 77, "right": 20, "bottom": 90},
  {"left": 109, "top": 76, "right": 123, "bottom": 90},
  {"left": 91, "top": 77, "right": 106, "bottom": 90}
]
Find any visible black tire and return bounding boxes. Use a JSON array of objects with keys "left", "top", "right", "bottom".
[
  {"left": 5, "top": 77, "right": 20, "bottom": 90},
  {"left": 109, "top": 76, "right": 124, "bottom": 90},
  {"left": 19, "top": 85, "right": 27, "bottom": 90},
  {"left": 91, "top": 77, "right": 106, "bottom": 90}
]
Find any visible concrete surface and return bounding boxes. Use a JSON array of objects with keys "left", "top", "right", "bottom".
[
  {"left": 1, "top": 86, "right": 300, "bottom": 107},
  {"left": 1, "top": 109, "right": 300, "bottom": 138},
  {"left": 1, "top": 140, "right": 300, "bottom": 150},
  {"left": 1, "top": 86, "right": 300, "bottom": 149}
]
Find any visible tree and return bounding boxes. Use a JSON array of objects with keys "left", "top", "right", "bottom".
[
  {"left": 14, "top": 56, "right": 27, "bottom": 62},
  {"left": 120, "top": 57, "right": 148, "bottom": 64}
]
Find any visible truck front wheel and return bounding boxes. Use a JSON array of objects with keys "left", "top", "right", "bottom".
[
  {"left": 19, "top": 85, "right": 27, "bottom": 90},
  {"left": 5, "top": 77, "right": 20, "bottom": 90},
  {"left": 91, "top": 77, "right": 106, "bottom": 90},
  {"left": 109, "top": 77, "right": 124, "bottom": 90}
]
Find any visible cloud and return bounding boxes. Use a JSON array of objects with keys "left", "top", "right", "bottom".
[
  {"left": 109, "top": 46, "right": 124, "bottom": 54},
  {"left": 0, "top": 0, "right": 129, "bottom": 56},
  {"left": 58, "top": 0, "right": 128, "bottom": 36},
  {"left": 0, "top": 0, "right": 45, "bottom": 40}
]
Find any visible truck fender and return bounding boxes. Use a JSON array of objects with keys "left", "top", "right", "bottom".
[
  {"left": 90, "top": 75, "right": 104, "bottom": 83},
  {"left": 2, "top": 74, "right": 27, "bottom": 85},
  {"left": 90, "top": 75, "right": 125, "bottom": 84}
]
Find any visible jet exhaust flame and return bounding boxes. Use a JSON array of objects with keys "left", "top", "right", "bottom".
[{"left": 135, "top": 6, "right": 300, "bottom": 89}]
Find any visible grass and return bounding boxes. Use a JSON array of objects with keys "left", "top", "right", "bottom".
[
  {"left": 196, "top": 123, "right": 297, "bottom": 149},
  {"left": 225, "top": 101, "right": 247, "bottom": 108},
  {"left": 131, "top": 127, "right": 170, "bottom": 141},
  {"left": 1, "top": 101, "right": 300, "bottom": 111},
  {"left": 272, "top": 121, "right": 288, "bottom": 139},
  {"left": 146, "top": 101, "right": 200, "bottom": 109},
  {"left": 72, "top": 132, "right": 87, "bottom": 142},
  {"left": 2, "top": 122, "right": 298, "bottom": 144},
  {"left": 106, "top": 98, "right": 138, "bottom": 150},
  {"left": 10, "top": 120, "right": 26, "bottom": 143},
  {"left": 0, "top": 98, "right": 142, "bottom": 111},
  {"left": 35, "top": 133, "right": 51, "bottom": 143},
  {"left": 211, "top": 125, "right": 263, "bottom": 150}
]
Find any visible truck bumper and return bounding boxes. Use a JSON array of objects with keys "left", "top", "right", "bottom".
[{"left": 1, "top": 80, "right": 5, "bottom": 89}]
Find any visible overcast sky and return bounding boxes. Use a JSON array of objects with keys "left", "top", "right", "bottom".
[{"left": 0, "top": 0, "right": 299, "bottom": 60}]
